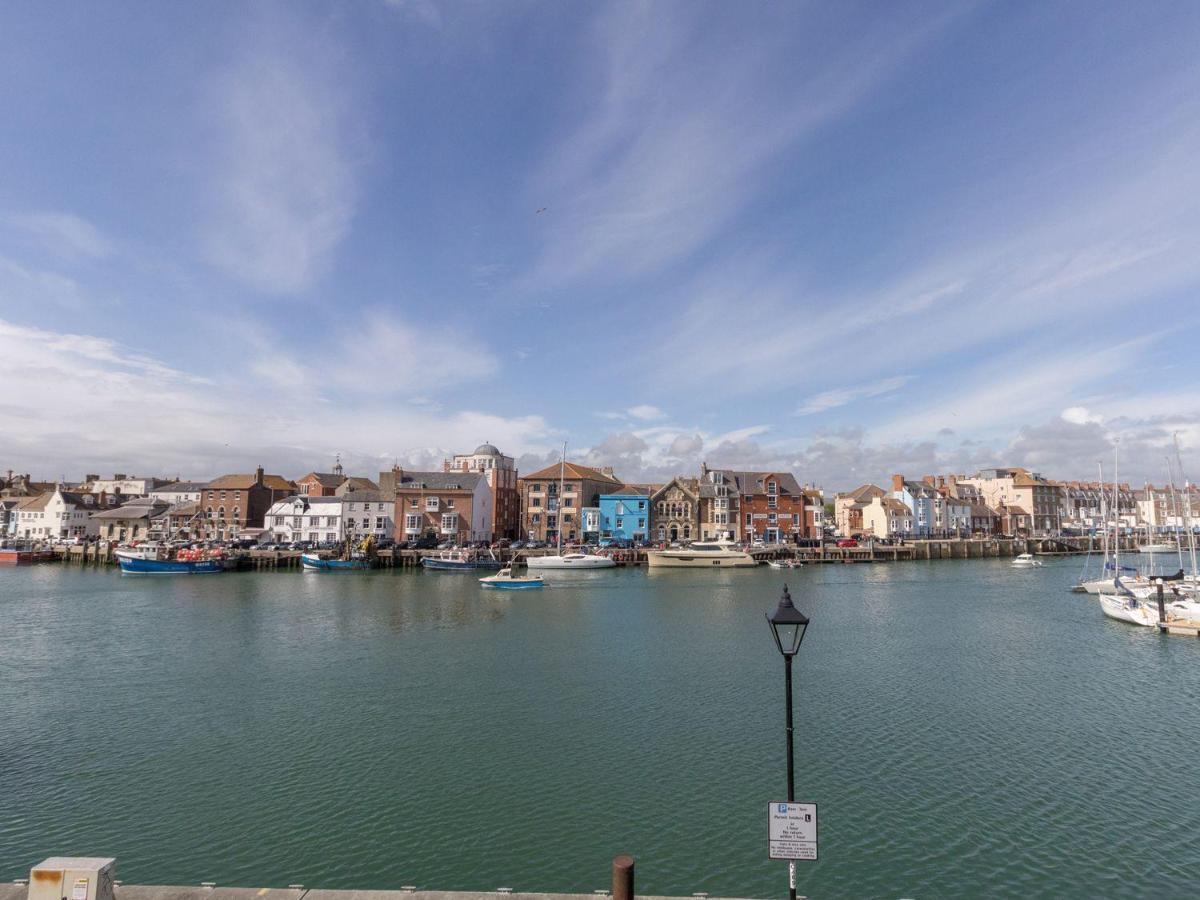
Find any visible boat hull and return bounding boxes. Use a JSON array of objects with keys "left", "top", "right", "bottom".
[
  {"left": 421, "top": 557, "right": 480, "bottom": 570},
  {"left": 1098, "top": 593, "right": 1158, "bottom": 627},
  {"left": 479, "top": 578, "right": 544, "bottom": 589},
  {"left": 647, "top": 551, "right": 756, "bottom": 568},
  {"left": 301, "top": 553, "right": 372, "bottom": 570},
  {"left": 525, "top": 555, "right": 616, "bottom": 570},
  {"left": 118, "top": 557, "right": 225, "bottom": 574}
]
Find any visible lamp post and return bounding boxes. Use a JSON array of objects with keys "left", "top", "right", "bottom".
[{"left": 766, "top": 585, "right": 809, "bottom": 900}]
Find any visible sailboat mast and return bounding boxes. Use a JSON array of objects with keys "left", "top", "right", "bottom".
[
  {"left": 1097, "top": 460, "right": 1108, "bottom": 573},
  {"left": 558, "top": 440, "right": 567, "bottom": 553},
  {"left": 1112, "top": 441, "right": 1120, "bottom": 577},
  {"left": 1172, "top": 432, "right": 1198, "bottom": 579},
  {"left": 1167, "top": 456, "right": 1185, "bottom": 572}
]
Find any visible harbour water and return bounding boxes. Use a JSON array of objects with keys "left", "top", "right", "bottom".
[{"left": 2, "top": 561, "right": 1198, "bottom": 898}]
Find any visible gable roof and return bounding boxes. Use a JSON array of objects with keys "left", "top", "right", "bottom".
[
  {"left": 839, "top": 483, "right": 886, "bottom": 502},
  {"left": 723, "top": 470, "right": 803, "bottom": 496},
  {"left": 651, "top": 476, "right": 699, "bottom": 501},
  {"left": 151, "top": 481, "right": 208, "bottom": 493},
  {"left": 340, "top": 476, "right": 379, "bottom": 491}
]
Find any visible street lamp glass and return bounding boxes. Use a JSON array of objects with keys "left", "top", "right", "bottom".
[{"left": 767, "top": 585, "right": 809, "bottom": 657}]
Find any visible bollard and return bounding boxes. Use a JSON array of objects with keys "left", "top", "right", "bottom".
[
  {"left": 612, "top": 855, "right": 635, "bottom": 900},
  {"left": 1156, "top": 579, "right": 1166, "bottom": 624}
]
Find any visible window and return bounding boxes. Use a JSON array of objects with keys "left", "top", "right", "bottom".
[
  {"left": 441, "top": 514, "right": 458, "bottom": 532},
  {"left": 532, "top": 513, "right": 541, "bottom": 524},
  {"left": 292, "top": 516, "right": 301, "bottom": 528},
  {"left": 410, "top": 498, "right": 418, "bottom": 507},
  {"left": 426, "top": 497, "right": 439, "bottom": 511},
  {"left": 326, "top": 516, "right": 338, "bottom": 527},
  {"left": 767, "top": 496, "right": 777, "bottom": 509},
  {"left": 405, "top": 515, "right": 420, "bottom": 530},
  {"left": 638, "top": 518, "right": 645, "bottom": 528},
  {"left": 768, "top": 481, "right": 777, "bottom": 495},
  {"left": 445, "top": 499, "right": 454, "bottom": 508},
  {"left": 746, "top": 513, "right": 752, "bottom": 526},
  {"left": 300, "top": 483, "right": 310, "bottom": 495},
  {"left": 547, "top": 515, "right": 557, "bottom": 529},
  {"left": 793, "top": 514, "right": 800, "bottom": 526},
  {"left": 532, "top": 497, "right": 541, "bottom": 507},
  {"left": 274, "top": 515, "right": 285, "bottom": 526},
  {"left": 616, "top": 517, "right": 623, "bottom": 527},
  {"left": 375, "top": 517, "right": 385, "bottom": 529}
]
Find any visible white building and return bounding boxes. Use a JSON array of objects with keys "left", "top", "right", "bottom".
[
  {"left": 150, "top": 481, "right": 208, "bottom": 504},
  {"left": 265, "top": 492, "right": 394, "bottom": 544},
  {"left": 85, "top": 474, "right": 168, "bottom": 498},
  {"left": 13, "top": 489, "right": 100, "bottom": 539}
]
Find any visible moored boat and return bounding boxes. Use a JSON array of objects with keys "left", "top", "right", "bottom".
[
  {"left": 1011, "top": 553, "right": 1043, "bottom": 568},
  {"left": 647, "top": 539, "right": 756, "bottom": 568},
  {"left": 767, "top": 558, "right": 802, "bottom": 569},
  {"left": 479, "top": 567, "right": 544, "bottom": 589},
  {"left": 526, "top": 551, "right": 616, "bottom": 570},
  {"left": 116, "top": 543, "right": 232, "bottom": 574},
  {"left": 301, "top": 552, "right": 372, "bottom": 570},
  {"left": 421, "top": 549, "right": 502, "bottom": 570}
]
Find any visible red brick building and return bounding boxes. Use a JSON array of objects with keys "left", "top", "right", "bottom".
[
  {"left": 727, "top": 470, "right": 813, "bottom": 543},
  {"left": 198, "top": 467, "right": 295, "bottom": 540}
]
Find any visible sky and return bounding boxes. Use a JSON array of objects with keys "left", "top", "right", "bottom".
[{"left": 2, "top": 0, "right": 1200, "bottom": 492}]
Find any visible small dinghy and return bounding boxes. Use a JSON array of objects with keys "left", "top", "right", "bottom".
[
  {"left": 767, "top": 559, "right": 802, "bottom": 569},
  {"left": 479, "top": 567, "right": 544, "bottom": 590}
]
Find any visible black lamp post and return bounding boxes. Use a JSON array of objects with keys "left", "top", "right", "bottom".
[{"left": 766, "top": 585, "right": 809, "bottom": 900}]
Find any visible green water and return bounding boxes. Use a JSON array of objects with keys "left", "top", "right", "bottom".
[{"left": 2, "top": 561, "right": 1198, "bottom": 898}]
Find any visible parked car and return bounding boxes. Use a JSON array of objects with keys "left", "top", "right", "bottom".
[
  {"left": 509, "top": 540, "right": 527, "bottom": 550},
  {"left": 836, "top": 538, "right": 858, "bottom": 548},
  {"left": 414, "top": 533, "right": 440, "bottom": 550}
]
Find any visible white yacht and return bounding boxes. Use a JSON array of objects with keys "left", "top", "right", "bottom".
[
  {"left": 526, "top": 551, "right": 616, "bottom": 570},
  {"left": 1098, "top": 592, "right": 1159, "bottom": 627},
  {"left": 1011, "top": 553, "right": 1043, "bottom": 568},
  {"left": 1137, "top": 542, "right": 1177, "bottom": 554},
  {"left": 647, "top": 539, "right": 756, "bottom": 568}
]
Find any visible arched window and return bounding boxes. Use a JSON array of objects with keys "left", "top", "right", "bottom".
[
  {"left": 683, "top": 525, "right": 691, "bottom": 539},
  {"left": 232, "top": 507, "right": 240, "bottom": 521},
  {"left": 218, "top": 506, "right": 225, "bottom": 521},
  {"left": 206, "top": 506, "right": 214, "bottom": 519}
]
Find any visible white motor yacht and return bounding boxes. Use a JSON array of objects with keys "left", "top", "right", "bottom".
[
  {"left": 647, "top": 539, "right": 756, "bottom": 568},
  {"left": 1011, "top": 553, "right": 1043, "bottom": 568}
]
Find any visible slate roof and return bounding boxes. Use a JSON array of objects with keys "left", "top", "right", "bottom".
[
  {"left": 90, "top": 500, "right": 170, "bottom": 520},
  {"left": 838, "top": 483, "right": 886, "bottom": 502},
  {"left": 152, "top": 481, "right": 208, "bottom": 493},
  {"left": 394, "top": 471, "right": 483, "bottom": 491},
  {"left": 340, "top": 476, "right": 379, "bottom": 491}
]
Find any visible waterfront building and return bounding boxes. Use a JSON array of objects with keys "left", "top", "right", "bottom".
[
  {"left": 891, "top": 475, "right": 940, "bottom": 537},
  {"left": 266, "top": 491, "right": 396, "bottom": 544},
  {"left": 698, "top": 467, "right": 741, "bottom": 541},
  {"left": 445, "top": 443, "right": 521, "bottom": 540},
  {"left": 834, "top": 484, "right": 887, "bottom": 537},
  {"left": 861, "top": 495, "right": 914, "bottom": 538},
  {"left": 149, "top": 481, "right": 207, "bottom": 504},
  {"left": 13, "top": 489, "right": 101, "bottom": 539},
  {"left": 198, "top": 467, "right": 296, "bottom": 541},
  {"left": 519, "top": 461, "right": 622, "bottom": 543},
  {"left": 155, "top": 500, "right": 202, "bottom": 541},
  {"left": 90, "top": 498, "right": 170, "bottom": 543},
  {"left": 733, "top": 471, "right": 811, "bottom": 544},
  {"left": 599, "top": 486, "right": 651, "bottom": 543},
  {"left": 650, "top": 476, "right": 700, "bottom": 543},
  {"left": 956, "top": 468, "right": 1064, "bottom": 534},
  {"left": 381, "top": 467, "right": 493, "bottom": 543}
]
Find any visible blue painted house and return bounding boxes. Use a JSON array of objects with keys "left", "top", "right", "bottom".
[{"left": 598, "top": 486, "right": 651, "bottom": 543}]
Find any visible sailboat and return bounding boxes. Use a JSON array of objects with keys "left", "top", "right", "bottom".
[{"left": 526, "top": 442, "right": 616, "bottom": 571}]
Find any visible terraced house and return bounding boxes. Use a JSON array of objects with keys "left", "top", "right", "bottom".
[
  {"left": 198, "top": 467, "right": 295, "bottom": 541},
  {"left": 380, "top": 467, "right": 492, "bottom": 543},
  {"left": 519, "top": 461, "right": 621, "bottom": 543},
  {"left": 734, "top": 471, "right": 813, "bottom": 543},
  {"left": 650, "top": 477, "right": 700, "bottom": 543}
]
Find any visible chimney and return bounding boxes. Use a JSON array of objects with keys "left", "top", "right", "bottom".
[
  {"left": 700, "top": 461, "right": 709, "bottom": 477},
  {"left": 114, "top": 473, "right": 126, "bottom": 481},
  {"left": 891, "top": 474, "right": 905, "bottom": 493},
  {"left": 255, "top": 465, "right": 265, "bottom": 487},
  {"left": 922, "top": 475, "right": 934, "bottom": 486}
]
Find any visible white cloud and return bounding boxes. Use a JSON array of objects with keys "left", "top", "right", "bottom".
[
  {"left": 7, "top": 212, "right": 113, "bottom": 260},
  {"left": 797, "top": 375, "right": 912, "bottom": 415},
  {"left": 0, "top": 317, "right": 544, "bottom": 479},
  {"left": 201, "top": 33, "right": 360, "bottom": 294},
  {"left": 1062, "top": 406, "right": 1104, "bottom": 426},
  {"left": 627, "top": 404, "right": 664, "bottom": 420}
]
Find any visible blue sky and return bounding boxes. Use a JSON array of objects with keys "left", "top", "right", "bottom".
[{"left": 2, "top": 1, "right": 1200, "bottom": 490}]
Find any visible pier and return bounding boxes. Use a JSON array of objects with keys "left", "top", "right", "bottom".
[{"left": 43, "top": 535, "right": 1118, "bottom": 570}]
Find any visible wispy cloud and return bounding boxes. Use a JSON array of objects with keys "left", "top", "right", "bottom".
[
  {"left": 200, "top": 29, "right": 361, "bottom": 294},
  {"left": 523, "top": 3, "right": 964, "bottom": 290},
  {"left": 7, "top": 212, "right": 113, "bottom": 260},
  {"left": 797, "top": 375, "right": 913, "bottom": 415}
]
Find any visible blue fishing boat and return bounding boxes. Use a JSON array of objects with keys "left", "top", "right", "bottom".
[
  {"left": 301, "top": 552, "right": 372, "bottom": 571},
  {"left": 118, "top": 556, "right": 227, "bottom": 574},
  {"left": 116, "top": 544, "right": 231, "bottom": 574}
]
